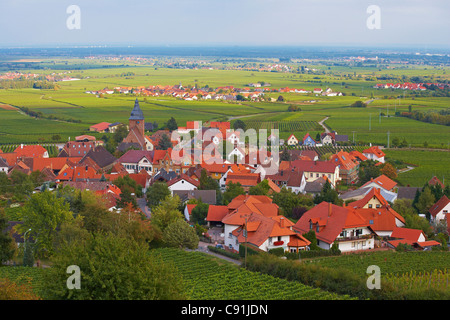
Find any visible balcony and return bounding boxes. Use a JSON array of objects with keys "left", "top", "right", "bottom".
[{"left": 336, "top": 234, "right": 372, "bottom": 242}]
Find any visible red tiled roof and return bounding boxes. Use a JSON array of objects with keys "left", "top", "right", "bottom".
[
  {"left": 226, "top": 172, "right": 260, "bottom": 186},
  {"left": 206, "top": 205, "right": 229, "bottom": 222},
  {"left": 14, "top": 145, "right": 48, "bottom": 158},
  {"left": 347, "top": 188, "right": 389, "bottom": 209},
  {"left": 428, "top": 195, "right": 450, "bottom": 218},
  {"left": 293, "top": 202, "right": 369, "bottom": 245},
  {"left": 361, "top": 174, "right": 397, "bottom": 191},
  {"left": 167, "top": 174, "right": 200, "bottom": 188},
  {"left": 90, "top": 122, "right": 111, "bottom": 131},
  {"left": 390, "top": 227, "right": 425, "bottom": 242},
  {"left": 363, "top": 146, "right": 385, "bottom": 158}
]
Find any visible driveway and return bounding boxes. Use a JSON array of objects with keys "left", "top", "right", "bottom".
[{"left": 137, "top": 197, "right": 151, "bottom": 218}]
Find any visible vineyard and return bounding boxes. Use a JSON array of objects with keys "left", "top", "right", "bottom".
[
  {"left": 304, "top": 251, "right": 450, "bottom": 278},
  {"left": 291, "top": 145, "right": 369, "bottom": 157},
  {"left": 152, "top": 248, "right": 356, "bottom": 300},
  {"left": 0, "top": 266, "right": 46, "bottom": 296},
  {"left": 244, "top": 120, "right": 320, "bottom": 132}
]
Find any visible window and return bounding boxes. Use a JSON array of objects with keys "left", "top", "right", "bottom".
[
  {"left": 309, "top": 221, "right": 313, "bottom": 230},
  {"left": 376, "top": 204, "right": 381, "bottom": 208},
  {"left": 368, "top": 204, "right": 373, "bottom": 208}
]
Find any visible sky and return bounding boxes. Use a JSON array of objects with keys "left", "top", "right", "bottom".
[{"left": 0, "top": 0, "right": 449, "bottom": 49}]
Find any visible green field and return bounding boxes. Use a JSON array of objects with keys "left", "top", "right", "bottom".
[{"left": 0, "top": 59, "right": 448, "bottom": 187}]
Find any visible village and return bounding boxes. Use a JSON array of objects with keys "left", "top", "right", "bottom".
[
  {"left": 85, "top": 83, "right": 344, "bottom": 101},
  {"left": 1, "top": 98, "right": 448, "bottom": 258}
]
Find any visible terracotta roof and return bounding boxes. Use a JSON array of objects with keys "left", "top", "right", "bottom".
[
  {"left": 429, "top": 195, "right": 450, "bottom": 218},
  {"left": 231, "top": 213, "right": 310, "bottom": 248},
  {"left": 428, "top": 176, "right": 445, "bottom": 189},
  {"left": 226, "top": 172, "right": 260, "bottom": 186},
  {"left": 330, "top": 151, "right": 358, "bottom": 171},
  {"left": 347, "top": 188, "right": 389, "bottom": 209},
  {"left": 222, "top": 195, "right": 278, "bottom": 226},
  {"left": 293, "top": 202, "right": 369, "bottom": 245},
  {"left": 390, "top": 227, "right": 425, "bottom": 242},
  {"left": 14, "top": 145, "right": 48, "bottom": 158},
  {"left": 363, "top": 146, "right": 385, "bottom": 158},
  {"left": 90, "top": 122, "right": 111, "bottom": 131},
  {"left": 355, "top": 207, "right": 403, "bottom": 232},
  {"left": 206, "top": 205, "right": 229, "bottom": 222},
  {"left": 361, "top": 174, "right": 397, "bottom": 191},
  {"left": 167, "top": 174, "right": 200, "bottom": 188}
]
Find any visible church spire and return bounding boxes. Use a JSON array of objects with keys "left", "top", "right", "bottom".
[{"left": 129, "top": 98, "right": 144, "bottom": 120}]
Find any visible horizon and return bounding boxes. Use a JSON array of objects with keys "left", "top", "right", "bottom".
[{"left": 0, "top": 1, "right": 448, "bottom": 50}]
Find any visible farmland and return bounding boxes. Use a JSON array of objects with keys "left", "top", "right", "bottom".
[
  {"left": 0, "top": 53, "right": 448, "bottom": 187},
  {"left": 152, "top": 248, "right": 355, "bottom": 300}
]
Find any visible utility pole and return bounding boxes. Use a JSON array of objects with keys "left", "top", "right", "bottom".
[
  {"left": 352, "top": 131, "right": 356, "bottom": 145},
  {"left": 240, "top": 214, "right": 249, "bottom": 268},
  {"left": 369, "top": 114, "right": 371, "bottom": 131},
  {"left": 387, "top": 131, "right": 390, "bottom": 148}
]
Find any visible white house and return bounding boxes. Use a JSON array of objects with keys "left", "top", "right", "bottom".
[
  {"left": 293, "top": 202, "right": 376, "bottom": 252},
  {"left": 429, "top": 195, "right": 450, "bottom": 225},
  {"left": 363, "top": 146, "right": 385, "bottom": 163},
  {"left": 118, "top": 150, "right": 154, "bottom": 174},
  {"left": 0, "top": 157, "right": 8, "bottom": 173},
  {"left": 286, "top": 134, "right": 299, "bottom": 146},
  {"left": 167, "top": 174, "right": 200, "bottom": 195}
]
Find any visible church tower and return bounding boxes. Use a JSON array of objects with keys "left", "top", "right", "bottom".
[{"left": 129, "top": 98, "right": 145, "bottom": 137}]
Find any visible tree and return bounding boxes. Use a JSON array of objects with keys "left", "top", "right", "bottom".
[
  {"left": 150, "top": 195, "right": 184, "bottom": 234},
  {"left": 314, "top": 180, "right": 341, "bottom": 205},
  {"left": 350, "top": 101, "right": 367, "bottom": 108},
  {"left": 146, "top": 181, "right": 171, "bottom": 209},
  {"left": 0, "top": 210, "right": 16, "bottom": 265},
  {"left": 381, "top": 162, "right": 397, "bottom": 180},
  {"left": 114, "top": 175, "right": 143, "bottom": 198},
  {"left": 277, "top": 95, "right": 284, "bottom": 102},
  {"left": 359, "top": 160, "right": 381, "bottom": 184},
  {"left": 190, "top": 202, "right": 209, "bottom": 226},
  {"left": 162, "top": 220, "right": 199, "bottom": 249},
  {"left": 157, "top": 133, "right": 172, "bottom": 150},
  {"left": 199, "top": 169, "right": 222, "bottom": 204},
  {"left": 415, "top": 186, "right": 435, "bottom": 218},
  {"left": 249, "top": 179, "right": 270, "bottom": 195},
  {"left": 116, "top": 186, "right": 138, "bottom": 209},
  {"left": 272, "top": 187, "right": 309, "bottom": 218},
  {"left": 223, "top": 182, "right": 245, "bottom": 205},
  {"left": 233, "top": 119, "right": 246, "bottom": 131},
  {"left": 167, "top": 117, "right": 178, "bottom": 131},
  {"left": 280, "top": 148, "right": 291, "bottom": 161},
  {"left": 17, "top": 191, "right": 74, "bottom": 258},
  {"left": 41, "top": 232, "right": 185, "bottom": 300}
]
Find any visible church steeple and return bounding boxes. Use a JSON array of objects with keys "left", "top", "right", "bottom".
[
  {"left": 129, "top": 98, "right": 144, "bottom": 121},
  {"left": 128, "top": 98, "right": 145, "bottom": 138}
]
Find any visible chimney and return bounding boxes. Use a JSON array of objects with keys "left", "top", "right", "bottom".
[
  {"left": 328, "top": 202, "right": 332, "bottom": 217},
  {"left": 280, "top": 217, "right": 285, "bottom": 228}
]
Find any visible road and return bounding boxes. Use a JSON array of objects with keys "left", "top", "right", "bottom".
[
  {"left": 137, "top": 197, "right": 151, "bottom": 218},
  {"left": 318, "top": 117, "right": 330, "bottom": 133}
]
